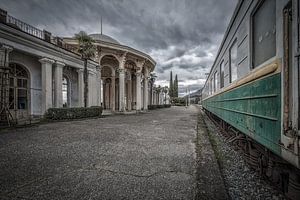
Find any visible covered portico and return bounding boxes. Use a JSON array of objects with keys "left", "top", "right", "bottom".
[{"left": 99, "top": 52, "right": 153, "bottom": 112}]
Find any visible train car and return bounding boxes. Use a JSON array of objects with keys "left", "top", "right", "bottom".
[{"left": 201, "top": 0, "right": 300, "bottom": 198}]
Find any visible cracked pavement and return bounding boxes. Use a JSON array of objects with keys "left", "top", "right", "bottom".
[{"left": 0, "top": 106, "right": 199, "bottom": 200}]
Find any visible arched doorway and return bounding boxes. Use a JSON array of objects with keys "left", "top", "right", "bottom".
[
  {"left": 124, "top": 60, "right": 138, "bottom": 110},
  {"left": 100, "top": 55, "right": 119, "bottom": 111},
  {"left": 8, "top": 63, "right": 30, "bottom": 120}
]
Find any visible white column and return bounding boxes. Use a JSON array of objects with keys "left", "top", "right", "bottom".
[
  {"left": 119, "top": 69, "right": 126, "bottom": 111},
  {"left": 136, "top": 72, "right": 142, "bottom": 111},
  {"left": 111, "top": 75, "right": 116, "bottom": 111},
  {"left": 88, "top": 70, "right": 94, "bottom": 107},
  {"left": 77, "top": 69, "right": 84, "bottom": 107},
  {"left": 0, "top": 45, "right": 13, "bottom": 67},
  {"left": 128, "top": 75, "right": 132, "bottom": 111},
  {"left": 96, "top": 66, "right": 102, "bottom": 106},
  {"left": 143, "top": 78, "right": 149, "bottom": 110},
  {"left": 39, "top": 58, "right": 55, "bottom": 114},
  {"left": 54, "top": 61, "right": 64, "bottom": 108}
]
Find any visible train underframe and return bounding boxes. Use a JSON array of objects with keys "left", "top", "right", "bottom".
[{"left": 204, "top": 109, "right": 300, "bottom": 200}]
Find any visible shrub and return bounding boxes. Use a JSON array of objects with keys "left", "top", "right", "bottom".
[
  {"left": 172, "top": 97, "right": 186, "bottom": 105},
  {"left": 148, "top": 104, "right": 171, "bottom": 110},
  {"left": 175, "top": 103, "right": 185, "bottom": 106},
  {"left": 45, "top": 106, "right": 103, "bottom": 120}
]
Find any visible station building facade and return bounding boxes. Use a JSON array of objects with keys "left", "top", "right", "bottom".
[{"left": 0, "top": 9, "right": 157, "bottom": 122}]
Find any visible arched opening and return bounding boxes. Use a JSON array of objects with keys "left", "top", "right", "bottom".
[
  {"left": 125, "top": 60, "right": 138, "bottom": 110},
  {"left": 62, "top": 76, "right": 70, "bottom": 107},
  {"left": 103, "top": 78, "right": 111, "bottom": 109},
  {"left": 100, "top": 55, "right": 119, "bottom": 111},
  {"left": 8, "top": 63, "right": 30, "bottom": 119}
]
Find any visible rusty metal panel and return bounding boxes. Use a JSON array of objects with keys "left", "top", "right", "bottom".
[{"left": 202, "top": 73, "right": 281, "bottom": 155}]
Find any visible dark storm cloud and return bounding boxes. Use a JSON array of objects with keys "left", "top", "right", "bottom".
[{"left": 1, "top": 0, "right": 238, "bottom": 95}]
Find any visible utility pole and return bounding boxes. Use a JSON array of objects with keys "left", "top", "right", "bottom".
[
  {"left": 188, "top": 87, "right": 190, "bottom": 106},
  {"left": 185, "top": 87, "right": 188, "bottom": 108}
]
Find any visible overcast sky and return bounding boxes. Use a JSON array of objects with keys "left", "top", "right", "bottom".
[{"left": 1, "top": 0, "right": 238, "bottom": 96}]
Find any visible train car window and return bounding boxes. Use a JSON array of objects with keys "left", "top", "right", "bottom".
[
  {"left": 252, "top": 0, "right": 276, "bottom": 68},
  {"left": 220, "top": 61, "right": 224, "bottom": 88},
  {"left": 210, "top": 78, "right": 213, "bottom": 94},
  {"left": 230, "top": 40, "right": 238, "bottom": 82},
  {"left": 214, "top": 71, "right": 218, "bottom": 92}
]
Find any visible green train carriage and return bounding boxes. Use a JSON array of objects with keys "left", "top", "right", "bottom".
[{"left": 201, "top": 0, "right": 300, "bottom": 198}]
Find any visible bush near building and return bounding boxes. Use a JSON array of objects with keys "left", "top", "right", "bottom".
[
  {"left": 45, "top": 106, "right": 103, "bottom": 120},
  {"left": 148, "top": 104, "right": 171, "bottom": 110},
  {"left": 172, "top": 97, "right": 186, "bottom": 106}
]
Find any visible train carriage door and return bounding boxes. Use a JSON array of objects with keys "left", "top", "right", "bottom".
[
  {"left": 297, "top": 0, "right": 300, "bottom": 132},
  {"left": 283, "top": 1, "right": 299, "bottom": 134}
]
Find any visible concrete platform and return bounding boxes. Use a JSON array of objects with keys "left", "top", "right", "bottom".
[{"left": 0, "top": 106, "right": 227, "bottom": 200}]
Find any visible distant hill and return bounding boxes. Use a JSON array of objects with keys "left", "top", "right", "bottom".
[{"left": 184, "top": 88, "right": 203, "bottom": 98}]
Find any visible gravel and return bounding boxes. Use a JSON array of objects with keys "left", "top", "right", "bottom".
[{"left": 201, "top": 110, "right": 287, "bottom": 200}]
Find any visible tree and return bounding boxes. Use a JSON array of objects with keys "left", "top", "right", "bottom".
[
  {"left": 163, "top": 86, "right": 168, "bottom": 104},
  {"left": 174, "top": 74, "right": 178, "bottom": 97},
  {"left": 169, "top": 71, "right": 173, "bottom": 98},
  {"left": 74, "top": 31, "right": 96, "bottom": 107}
]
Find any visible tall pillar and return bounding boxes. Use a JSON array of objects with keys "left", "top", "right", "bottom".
[
  {"left": 39, "top": 58, "right": 55, "bottom": 114},
  {"left": 143, "top": 75, "right": 149, "bottom": 111},
  {"left": 128, "top": 74, "right": 132, "bottom": 111},
  {"left": 54, "top": 61, "right": 64, "bottom": 108},
  {"left": 96, "top": 66, "right": 102, "bottom": 107},
  {"left": 0, "top": 45, "right": 13, "bottom": 67},
  {"left": 0, "top": 45, "right": 13, "bottom": 115},
  {"left": 136, "top": 72, "right": 142, "bottom": 111},
  {"left": 111, "top": 75, "right": 116, "bottom": 111},
  {"left": 88, "top": 70, "right": 94, "bottom": 107},
  {"left": 77, "top": 69, "right": 84, "bottom": 107},
  {"left": 119, "top": 69, "right": 125, "bottom": 112}
]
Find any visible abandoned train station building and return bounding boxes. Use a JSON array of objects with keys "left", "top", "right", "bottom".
[{"left": 0, "top": 9, "right": 165, "bottom": 122}]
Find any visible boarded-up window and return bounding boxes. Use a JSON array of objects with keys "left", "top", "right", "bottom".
[
  {"left": 230, "top": 41, "right": 238, "bottom": 82},
  {"left": 252, "top": 0, "right": 276, "bottom": 68},
  {"left": 220, "top": 61, "right": 224, "bottom": 88}
]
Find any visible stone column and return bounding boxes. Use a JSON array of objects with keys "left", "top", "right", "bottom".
[
  {"left": 111, "top": 75, "right": 116, "bottom": 111},
  {"left": 54, "top": 61, "right": 64, "bottom": 108},
  {"left": 118, "top": 68, "right": 125, "bottom": 112},
  {"left": 77, "top": 69, "right": 84, "bottom": 107},
  {"left": 39, "top": 58, "right": 55, "bottom": 114},
  {"left": 128, "top": 74, "right": 132, "bottom": 111},
  {"left": 88, "top": 70, "right": 94, "bottom": 107},
  {"left": 96, "top": 66, "right": 102, "bottom": 107},
  {"left": 136, "top": 72, "right": 142, "bottom": 111},
  {"left": 0, "top": 45, "right": 13, "bottom": 114},
  {"left": 143, "top": 75, "right": 149, "bottom": 111},
  {"left": 0, "top": 45, "right": 13, "bottom": 67}
]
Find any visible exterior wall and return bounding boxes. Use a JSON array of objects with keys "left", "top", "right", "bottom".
[
  {"left": 203, "top": 73, "right": 282, "bottom": 155},
  {"left": 203, "top": 0, "right": 289, "bottom": 98},
  {"left": 10, "top": 51, "right": 43, "bottom": 115},
  {"left": 0, "top": 10, "right": 155, "bottom": 117}
]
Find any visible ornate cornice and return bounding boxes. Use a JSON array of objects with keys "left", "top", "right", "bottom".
[
  {"left": 39, "top": 57, "right": 55, "bottom": 64},
  {"left": 0, "top": 43, "right": 13, "bottom": 52},
  {"left": 55, "top": 61, "right": 65, "bottom": 67}
]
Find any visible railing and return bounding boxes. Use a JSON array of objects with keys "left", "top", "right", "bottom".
[
  {"left": 0, "top": 8, "right": 79, "bottom": 55},
  {"left": 6, "top": 15, "right": 44, "bottom": 39}
]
